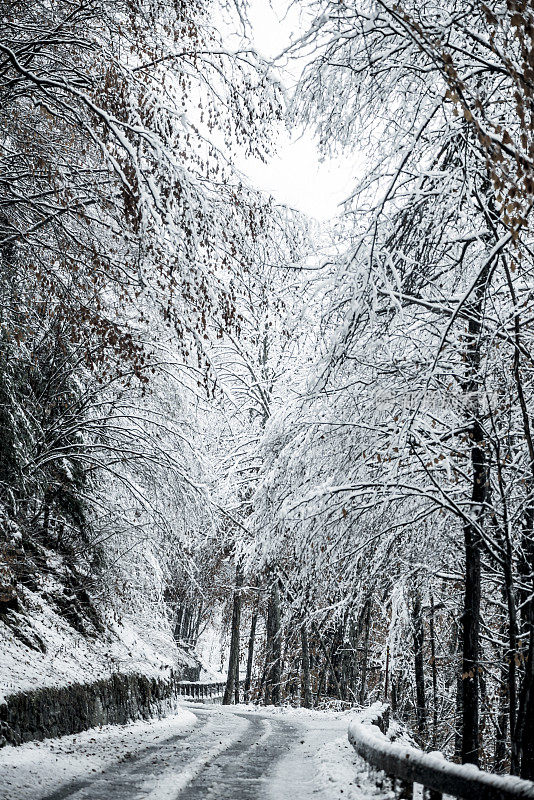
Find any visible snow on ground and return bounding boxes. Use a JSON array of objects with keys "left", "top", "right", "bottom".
[
  {"left": 261, "top": 706, "right": 392, "bottom": 800},
  {"left": 315, "top": 736, "right": 394, "bottom": 800},
  {"left": 0, "top": 588, "right": 198, "bottom": 702},
  {"left": 0, "top": 707, "right": 198, "bottom": 800},
  {"left": 0, "top": 701, "right": 394, "bottom": 800}
]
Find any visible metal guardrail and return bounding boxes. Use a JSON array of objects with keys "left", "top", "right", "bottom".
[
  {"left": 175, "top": 681, "right": 225, "bottom": 700},
  {"left": 348, "top": 703, "right": 534, "bottom": 800},
  {"left": 175, "top": 679, "right": 245, "bottom": 701}
]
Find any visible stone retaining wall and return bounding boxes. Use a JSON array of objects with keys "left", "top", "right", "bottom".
[{"left": 0, "top": 664, "right": 200, "bottom": 747}]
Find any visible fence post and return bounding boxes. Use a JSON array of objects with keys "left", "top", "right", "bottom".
[{"left": 396, "top": 779, "right": 412, "bottom": 799}]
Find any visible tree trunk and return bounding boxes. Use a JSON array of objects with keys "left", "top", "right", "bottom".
[
  {"left": 384, "top": 644, "right": 390, "bottom": 705},
  {"left": 234, "top": 651, "right": 240, "bottom": 704},
  {"left": 174, "top": 606, "right": 184, "bottom": 642},
  {"left": 264, "top": 579, "right": 281, "bottom": 705},
  {"left": 316, "top": 662, "right": 326, "bottom": 705},
  {"left": 270, "top": 581, "right": 282, "bottom": 705},
  {"left": 193, "top": 601, "right": 203, "bottom": 646},
  {"left": 332, "top": 620, "right": 346, "bottom": 700},
  {"left": 518, "top": 630, "right": 534, "bottom": 779},
  {"left": 223, "top": 565, "right": 243, "bottom": 705},
  {"left": 501, "top": 255, "right": 534, "bottom": 777},
  {"left": 460, "top": 356, "right": 485, "bottom": 767},
  {"left": 359, "top": 600, "right": 371, "bottom": 705},
  {"left": 461, "top": 449, "right": 483, "bottom": 766},
  {"left": 516, "top": 506, "right": 534, "bottom": 779},
  {"left": 188, "top": 608, "right": 195, "bottom": 642},
  {"left": 493, "top": 522, "right": 519, "bottom": 773},
  {"left": 458, "top": 230, "right": 492, "bottom": 766},
  {"left": 301, "top": 624, "right": 313, "bottom": 708},
  {"left": 495, "top": 639, "right": 509, "bottom": 774},
  {"left": 412, "top": 592, "right": 427, "bottom": 738},
  {"left": 454, "top": 619, "right": 463, "bottom": 762},
  {"left": 429, "top": 595, "right": 438, "bottom": 749},
  {"left": 244, "top": 610, "right": 257, "bottom": 703},
  {"left": 314, "top": 623, "right": 343, "bottom": 699},
  {"left": 347, "top": 616, "right": 358, "bottom": 703}
]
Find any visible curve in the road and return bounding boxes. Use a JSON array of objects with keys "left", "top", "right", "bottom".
[
  {"left": 176, "top": 712, "right": 298, "bottom": 800},
  {"left": 39, "top": 706, "right": 299, "bottom": 800}
]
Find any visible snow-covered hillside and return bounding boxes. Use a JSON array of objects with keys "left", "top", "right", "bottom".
[{"left": 0, "top": 588, "right": 198, "bottom": 704}]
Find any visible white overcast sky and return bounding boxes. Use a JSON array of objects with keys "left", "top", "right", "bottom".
[{"left": 231, "top": 0, "right": 359, "bottom": 221}]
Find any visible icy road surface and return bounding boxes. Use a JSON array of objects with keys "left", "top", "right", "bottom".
[{"left": 0, "top": 703, "right": 387, "bottom": 800}]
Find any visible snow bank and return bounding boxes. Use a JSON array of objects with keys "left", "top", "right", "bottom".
[
  {"left": 262, "top": 702, "right": 387, "bottom": 800},
  {"left": 348, "top": 705, "right": 534, "bottom": 800}
]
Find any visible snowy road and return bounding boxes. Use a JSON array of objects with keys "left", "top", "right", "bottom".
[{"left": 0, "top": 703, "right": 384, "bottom": 800}]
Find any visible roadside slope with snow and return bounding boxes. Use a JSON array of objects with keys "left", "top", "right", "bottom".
[{"left": 0, "top": 587, "right": 199, "bottom": 703}]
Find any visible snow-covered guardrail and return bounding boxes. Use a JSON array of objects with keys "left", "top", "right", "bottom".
[
  {"left": 176, "top": 681, "right": 225, "bottom": 700},
  {"left": 348, "top": 703, "right": 534, "bottom": 800},
  {"left": 175, "top": 680, "right": 245, "bottom": 701}
]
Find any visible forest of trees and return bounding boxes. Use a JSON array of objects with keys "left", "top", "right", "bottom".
[{"left": 2, "top": 0, "right": 534, "bottom": 785}]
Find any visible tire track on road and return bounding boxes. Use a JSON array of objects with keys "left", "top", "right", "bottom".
[
  {"left": 176, "top": 712, "right": 298, "bottom": 800},
  {"left": 39, "top": 706, "right": 235, "bottom": 800},
  {"left": 39, "top": 706, "right": 299, "bottom": 800}
]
